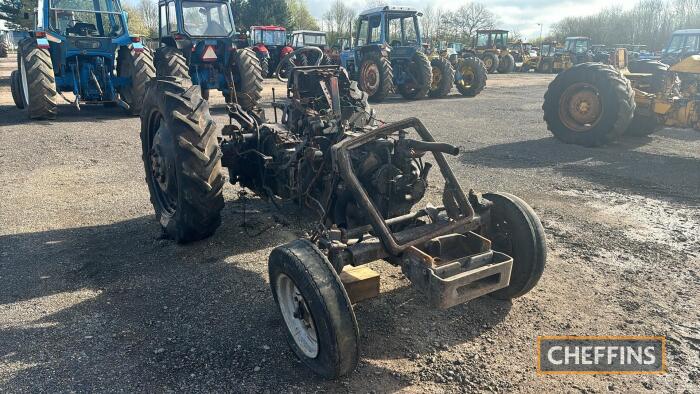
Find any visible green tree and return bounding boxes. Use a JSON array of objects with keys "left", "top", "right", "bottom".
[
  {"left": 0, "top": 0, "right": 36, "bottom": 30},
  {"left": 239, "top": 0, "right": 290, "bottom": 30},
  {"left": 288, "top": 0, "right": 319, "bottom": 30}
]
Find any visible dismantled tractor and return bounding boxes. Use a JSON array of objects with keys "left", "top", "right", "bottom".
[
  {"left": 141, "top": 50, "right": 546, "bottom": 378},
  {"left": 154, "top": 0, "right": 263, "bottom": 110},
  {"left": 544, "top": 49, "right": 700, "bottom": 146}
]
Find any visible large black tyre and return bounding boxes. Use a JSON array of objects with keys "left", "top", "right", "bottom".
[
  {"left": 18, "top": 38, "right": 58, "bottom": 119},
  {"left": 268, "top": 239, "right": 359, "bottom": 379},
  {"left": 455, "top": 56, "right": 488, "bottom": 97},
  {"left": 358, "top": 51, "right": 394, "bottom": 102},
  {"left": 543, "top": 63, "right": 635, "bottom": 147},
  {"left": 10, "top": 70, "right": 25, "bottom": 109},
  {"left": 226, "top": 48, "right": 263, "bottom": 110},
  {"left": 428, "top": 57, "right": 455, "bottom": 98},
  {"left": 154, "top": 46, "right": 190, "bottom": 80},
  {"left": 397, "top": 51, "right": 431, "bottom": 100},
  {"left": 141, "top": 78, "right": 225, "bottom": 243},
  {"left": 482, "top": 193, "right": 546, "bottom": 299},
  {"left": 259, "top": 56, "right": 270, "bottom": 79},
  {"left": 481, "top": 52, "right": 499, "bottom": 73},
  {"left": 625, "top": 113, "right": 662, "bottom": 137},
  {"left": 497, "top": 53, "right": 515, "bottom": 74},
  {"left": 0, "top": 42, "right": 7, "bottom": 58},
  {"left": 117, "top": 45, "right": 155, "bottom": 115}
]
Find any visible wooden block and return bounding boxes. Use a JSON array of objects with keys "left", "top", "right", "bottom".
[{"left": 340, "top": 266, "right": 380, "bottom": 304}]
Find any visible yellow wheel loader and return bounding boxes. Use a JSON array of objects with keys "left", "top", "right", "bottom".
[{"left": 543, "top": 49, "right": 699, "bottom": 146}]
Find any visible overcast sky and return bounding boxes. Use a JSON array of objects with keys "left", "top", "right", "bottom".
[{"left": 308, "top": 0, "right": 640, "bottom": 40}]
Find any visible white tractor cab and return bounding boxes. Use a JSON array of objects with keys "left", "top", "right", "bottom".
[
  {"left": 662, "top": 29, "right": 700, "bottom": 65},
  {"left": 290, "top": 30, "right": 328, "bottom": 49}
]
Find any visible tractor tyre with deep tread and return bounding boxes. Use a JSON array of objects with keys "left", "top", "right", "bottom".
[
  {"left": 358, "top": 52, "right": 393, "bottom": 102},
  {"left": 18, "top": 38, "right": 57, "bottom": 119},
  {"left": 481, "top": 52, "right": 500, "bottom": 73},
  {"left": 0, "top": 42, "right": 7, "bottom": 58},
  {"left": 154, "top": 46, "right": 190, "bottom": 80},
  {"left": 455, "top": 56, "right": 488, "bottom": 97},
  {"left": 118, "top": 45, "right": 155, "bottom": 115},
  {"left": 428, "top": 57, "right": 455, "bottom": 98},
  {"left": 543, "top": 63, "right": 635, "bottom": 147},
  {"left": 141, "top": 78, "right": 225, "bottom": 243},
  {"left": 11, "top": 70, "right": 25, "bottom": 109},
  {"left": 259, "top": 56, "right": 270, "bottom": 79},
  {"left": 226, "top": 48, "right": 263, "bottom": 110},
  {"left": 482, "top": 193, "right": 546, "bottom": 299},
  {"left": 498, "top": 54, "right": 515, "bottom": 74},
  {"left": 397, "top": 51, "right": 431, "bottom": 100},
  {"left": 269, "top": 239, "right": 359, "bottom": 379}
]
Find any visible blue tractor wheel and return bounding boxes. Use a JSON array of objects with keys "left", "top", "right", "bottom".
[
  {"left": 118, "top": 46, "right": 156, "bottom": 115},
  {"left": 18, "top": 38, "right": 57, "bottom": 119}
]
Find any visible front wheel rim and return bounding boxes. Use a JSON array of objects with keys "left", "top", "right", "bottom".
[
  {"left": 558, "top": 82, "right": 603, "bottom": 132},
  {"left": 360, "top": 62, "right": 380, "bottom": 94},
  {"left": 148, "top": 113, "right": 177, "bottom": 215},
  {"left": 276, "top": 273, "right": 319, "bottom": 358},
  {"left": 458, "top": 65, "right": 475, "bottom": 88}
]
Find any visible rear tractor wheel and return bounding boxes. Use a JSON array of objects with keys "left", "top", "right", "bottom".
[
  {"left": 481, "top": 52, "right": 500, "bottom": 73},
  {"left": 497, "top": 53, "right": 515, "bottom": 74},
  {"left": 268, "top": 239, "right": 359, "bottom": 379},
  {"left": 154, "top": 46, "right": 190, "bottom": 80},
  {"left": 455, "top": 56, "right": 488, "bottom": 97},
  {"left": 225, "top": 48, "right": 263, "bottom": 110},
  {"left": 141, "top": 78, "right": 225, "bottom": 243},
  {"left": 358, "top": 52, "right": 394, "bottom": 102},
  {"left": 18, "top": 38, "right": 58, "bottom": 119},
  {"left": 397, "top": 51, "right": 432, "bottom": 100},
  {"left": 543, "top": 63, "right": 635, "bottom": 147},
  {"left": 117, "top": 45, "right": 155, "bottom": 115},
  {"left": 428, "top": 57, "right": 455, "bottom": 98}
]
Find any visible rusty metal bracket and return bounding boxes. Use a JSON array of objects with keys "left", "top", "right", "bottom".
[{"left": 331, "top": 117, "right": 477, "bottom": 257}]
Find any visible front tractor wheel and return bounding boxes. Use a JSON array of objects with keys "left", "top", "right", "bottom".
[
  {"left": 226, "top": 48, "right": 263, "bottom": 110},
  {"left": 543, "top": 63, "right": 635, "bottom": 147},
  {"left": 141, "top": 78, "right": 225, "bottom": 243},
  {"left": 268, "top": 239, "right": 360, "bottom": 379},
  {"left": 455, "top": 56, "right": 488, "bottom": 97},
  {"left": 18, "top": 38, "right": 58, "bottom": 119},
  {"left": 428, "top": 57, "right": 455, "bottom": 98},
  {"left": 359, "top": 52, "right": 394, "bottom": 102},
  {"left": 482, "top": 193, "right": 546, "bottom": 299},
  {"left": 397, "top": 51, "right": 432, "bottom": 100},
  {"left": 117, "top": 46, "right": 155, "bottom": 115}
]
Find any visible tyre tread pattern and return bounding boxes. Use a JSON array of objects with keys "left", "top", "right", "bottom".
[
  {"left": 19, "top": 38, "right": 58, "bottom": 119},
  {"left": 428, "top": 57, "right": 455, "bottom": 98}
]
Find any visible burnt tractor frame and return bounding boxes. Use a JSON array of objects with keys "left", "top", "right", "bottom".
[{"left": 141, "top": 53, "right": 546, "bottom": 378}]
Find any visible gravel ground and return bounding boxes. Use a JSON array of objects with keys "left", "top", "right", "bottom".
[{"left": 1, "top": 56, "right": 698, "bottom": 393}]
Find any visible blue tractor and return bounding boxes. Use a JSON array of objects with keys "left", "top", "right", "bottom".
[
  {"left": 10, "top": 0, "right": 155, "bottom": 119},
  {"left": 153, "top": 0, "right": 263, "bottom": 110},
  {"left": 340, "top": 6, "right": 437, "bottom": 102}
]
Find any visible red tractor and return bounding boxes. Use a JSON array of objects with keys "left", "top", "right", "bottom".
[{"left": 249, "top": 25, "right": 293, "bottom": 77}]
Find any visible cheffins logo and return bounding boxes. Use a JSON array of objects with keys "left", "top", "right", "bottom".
[{"left": 537, "top": 336, "right": 666, "bottom": 375}]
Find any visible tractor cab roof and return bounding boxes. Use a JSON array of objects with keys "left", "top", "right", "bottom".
[
  {"left": 565, "top": 36, "right": 590, "bottom": 40},
  {"left": 251, "top": 26, "right": 286, "bottom": 31},
  {"left": 158, "top": 0, "right": 227, "bottom": 4},
  {"left": 359, "top": 6, "right": 420, "bottom": 17}
]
